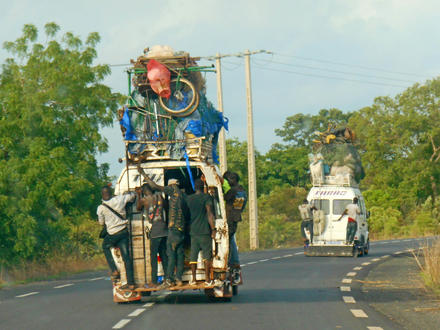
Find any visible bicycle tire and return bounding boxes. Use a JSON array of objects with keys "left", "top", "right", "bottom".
[{"left": 159, "top": 78, "right": 197, "bottom": 115}]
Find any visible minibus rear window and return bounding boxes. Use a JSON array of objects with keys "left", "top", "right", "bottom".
[
  {"left": 333, "top": 199, "right": 352, "bottom": 215},
  {"left": 311, "top": 199, "right": 330, "bottom": 215}
]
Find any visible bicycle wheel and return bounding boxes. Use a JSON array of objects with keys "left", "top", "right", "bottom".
[
  {"left": 168, "top": 91, "right": 199, "bottom": 118},
  {"left": 159, "top": 78, "right": 197, "bottom": 115}
]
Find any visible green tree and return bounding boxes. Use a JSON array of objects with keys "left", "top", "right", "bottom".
[{"left": 0, "top": 23, "right": 121, "bottom": 265}]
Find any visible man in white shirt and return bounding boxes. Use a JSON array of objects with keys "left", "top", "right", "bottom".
[
  {"left": 97, "top": 186, "right": 136, "bottom": 290},
  {"left": 339, "top": 197, "right": 361, "bottom": 245}
]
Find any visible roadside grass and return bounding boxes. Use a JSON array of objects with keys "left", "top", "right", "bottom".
[
  {"left": 0, "top": 255, "right": 107, "bottom": 288},
  {"left": 412, "top": 238, "right": 440, "bottom": 296}
]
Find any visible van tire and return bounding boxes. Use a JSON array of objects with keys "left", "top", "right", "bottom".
[
  {"left": 232, "top": 285, "right": 238, "bottom": 296},
  {"left": 364, "top": 239, "right": 370, "bottom": 255}
]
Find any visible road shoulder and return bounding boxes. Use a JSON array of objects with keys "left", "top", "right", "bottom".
[{"left": 359, "top": 253, "right": 440, "bottom": 329}]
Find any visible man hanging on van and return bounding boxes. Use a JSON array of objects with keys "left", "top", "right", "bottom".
[
  {"left": 186, "top": 178, "right": 216, "bottom": 286},
  {"left": 299, "top": 199, "right": 317, "bottom": 247},
  {"left": 338, "top": 197, "right": 360, "bottom": 245},
  {"left": 136, "top": 183, "right": 168, "bottom": 287},
  {"left": 97, "top": 186, "right": 136, "bottom": 290},
  {"left": 137, "top": 165, "right": 186, "bottom": 288},
  {"left": 223, "top": 171, "right": 247, "bottom": 284}
]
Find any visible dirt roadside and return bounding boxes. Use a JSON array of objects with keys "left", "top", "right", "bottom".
[{"left": 359, "top": 254, "right": 440, "bottom": 329}]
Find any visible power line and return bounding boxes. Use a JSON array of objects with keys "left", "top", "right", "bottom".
[
  {"left": 251, "top": 62, "right": 409, "bottom": 88},
  {"left": 253, "top": 57, "right": 417, "bottom": 84},
  {"left": 270, "top": 52, "right": 429, "bottom": 78},
  {"left": 108, "top": 63, "right": 130, "bottom": 67}
]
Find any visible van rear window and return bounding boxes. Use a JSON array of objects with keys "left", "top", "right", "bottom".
[
  {"left": 311, "top": 199, "right": 330, "bottom": 215},
  {"left": 333, "top": 199, "right": 352, "bottom": 215}
]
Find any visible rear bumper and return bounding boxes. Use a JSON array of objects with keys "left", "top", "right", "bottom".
[{"left": 305, "top": 245, "right": 354, "bottom": 257}]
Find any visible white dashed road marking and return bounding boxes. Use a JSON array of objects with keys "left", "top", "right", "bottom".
[
  {"left": 143, "top": 302, "right": 155, "bottom": 307},
  {"left": 362, "top": 262, "right": 371, "bottom": 266},
  {"left": 247, "top": 261, "right": 258, "bottom": 265},
  {"left": 381, "top": 255, "right": 390, "bottom": 258},
  {"left": 367, "top": 327, "right": 384, "bottom": 330},
  {"left": 260, "top": 259, "right": 269, "bottom": 262},
  {"left": 89, "top": 277, "right": 105, "bottom": 281},
  {"left": 346, "top": 272, "right": 357, "bottom": 277},
  {"left": 272, "top": 256, "right": 282, "bottom": 259},
  {"left": 343, "top": 296, "right": 356, "bottom": 303},
  {"left": 372, "top": 258, "right": 380, "bottom": 262},
  {"left": 340, "top": 286, "right": 351, "bottom": 292},
  {"left": 16, "top": 292, "right": 39, "bottom": 298},
  {"left": 394, "top": 251, "right": 403, "bottom": 255},
  {"left": 112, "top": 319, "right": 131, "bottom": 329},
  {"left": 54, "top": 283, "right": 73, "bottom": 289},
  {"left": 295, "top": 252, "right": 303, "bottom": 255},
  {"left": 283, "top": 254, "right": 293, "bottom": 258},
  {"left": 128, "top": 308, "right": 146, "bottom": 317},
  {"left": 353, "top": 267, "right": 362, "bottom": 270},
  {"left": 342, "top": 278, "right": 352, "bottom": 284},
  {"left": 350, "top": 309, "right": 368, "bottom": 318}
]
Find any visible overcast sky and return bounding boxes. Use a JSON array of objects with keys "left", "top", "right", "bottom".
[{"left": 1, "top": 0, "right": 439, "bottom": 177}]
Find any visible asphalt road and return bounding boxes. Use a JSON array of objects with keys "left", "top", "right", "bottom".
[{"left": 0, "top": 237, "right": 433, "bottom": 330}]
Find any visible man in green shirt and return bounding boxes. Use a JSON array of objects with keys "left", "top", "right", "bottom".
[
  {"left": 137, "top": 165, "right": 186, "bottom": 288},
  {"left": 186, "top": 179, "right": 216, "bottom": 286}
]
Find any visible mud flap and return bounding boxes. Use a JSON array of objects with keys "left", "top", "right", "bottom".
[{"left": 305, "top": 245, "right": 354, "bottom": 257}]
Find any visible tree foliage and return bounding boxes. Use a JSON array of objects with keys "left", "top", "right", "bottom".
[
  {"left": 228, "top": 80, "right": 440, "bottom": 246},
  {"left": 0, "top": 23, "right": 121, "bottom": 265}
]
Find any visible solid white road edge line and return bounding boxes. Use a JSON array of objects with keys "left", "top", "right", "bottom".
[
  {"left": 260, "top": 259, "right": 269, "bottom": 262},
  {"left": 283, "top": 254, "right": 293, "bottom": 257},
  {"left": 112, "top": 319, "right": 131, "bottom": 329},
  {"left": 16, "top": 292, "right": 39, "bottom": 298},
  {"left": 272, "top": 256, "right": 282, "bottom": 259},
  {"left": 128, "top": 309, "right": 146, "bottom": 317},
  {"left": 343, "top": 296, "right": 356, "bottom": 303},
  {"left": 54, "top": 283, "right": 73, "bottom": 289},
  {"left": 350, "top": 309, "right": 368, "bottom": 318},
  {"left": 247, "top": 261, "right": 258, "bottom": 265}
]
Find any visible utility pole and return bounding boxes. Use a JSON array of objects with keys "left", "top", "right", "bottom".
[
  {"left": 244, "top": 50, "right": 259, "bottom": 250},
  {"left": 215, "top": 53, "right": 227, "bottom": 175}
]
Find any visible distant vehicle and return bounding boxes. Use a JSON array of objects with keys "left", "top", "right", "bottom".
[
  {"left": 304, "top": 174, "right": 370, "bottom": 257},
  {"left": 110, "top": 139, "right": 241, "bottom": 303}
]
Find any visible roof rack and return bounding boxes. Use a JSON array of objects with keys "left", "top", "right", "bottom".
[
  {"left": 312, "top": 174, "right": 359, "bottom": 188},
  {"left": 124, "top": 136, "right": 213, "bottom": 164}
]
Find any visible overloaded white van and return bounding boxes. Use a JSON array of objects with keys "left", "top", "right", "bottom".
[
  {"left": 304, "top": 175, "right": 370, "bottom": 257},
  {"left": 110, "top": 139, "right": 240, "bottom": 303}
]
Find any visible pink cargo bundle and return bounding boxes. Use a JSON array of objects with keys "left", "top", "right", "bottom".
[{"left": 147, "top": 59, "right": 171, "bottom": 98}]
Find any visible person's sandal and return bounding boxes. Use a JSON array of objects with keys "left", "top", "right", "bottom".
[{"left": 119, "top": 284, "right": 135, "bottom": 290}]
